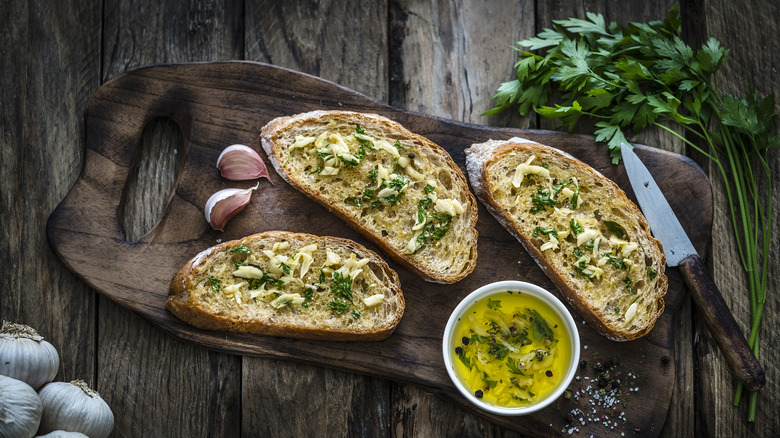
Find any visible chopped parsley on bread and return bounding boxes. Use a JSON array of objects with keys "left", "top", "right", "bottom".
[
  {"left": 261, "top": 111, "right": 478, "bottom": 283},
  {"left": 466, "top": 138, "right": 667, "bottom": 341},
  {"left": 166, "top": 231, "right": 405, "bottom": 341}
]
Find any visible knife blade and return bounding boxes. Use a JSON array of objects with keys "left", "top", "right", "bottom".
[{"left": 620, "top": 142, "right": 764, "bottom": 392}]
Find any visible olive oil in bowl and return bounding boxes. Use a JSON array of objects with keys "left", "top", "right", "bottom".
[{"left": 443, "top": 281, "right": 580, "bottom": 415}]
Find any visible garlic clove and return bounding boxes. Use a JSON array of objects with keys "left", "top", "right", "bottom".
[
  {"left": 216, "top": 144, "right": 272, "bottom": 182},
  {"left": 205, "top": 183, "right": 259, "bottom": 231}
]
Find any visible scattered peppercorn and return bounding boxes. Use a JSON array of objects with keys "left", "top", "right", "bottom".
[
  {"left": 408, "top": 153, "right": 415, "bottom": 159},
  {"left": 662, "top": 354, "right": 670, "bottom": 364},
  {"left": 564, "top": 413, "right": 573, "bottom": 422},
  {"left": 546, "top": 370, "right": 553, "bottom": 377},
  {"left": 475, "top": 390, "right": 483, "bottom": 398},
  {"left": 579, "top": 360, "right": 588, "bottom": 369},
  {"left": 455, "top": 347, "right": 463, "bottom": 355},
  {"left": 462, "top": 336, "right": 470, "bottom": 345}
]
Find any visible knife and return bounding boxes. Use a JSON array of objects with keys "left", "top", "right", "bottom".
[{"left": 620, "top": 142, "right": 765, "bottom": 392}]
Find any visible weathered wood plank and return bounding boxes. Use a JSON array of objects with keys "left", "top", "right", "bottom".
[
  {"left": 97, "top": 1, "right": 244, "bottom": 436},
  {"left": 243, "top": 1, "right": 392, "bottom": 436},
  {"left": 690, "top": 0, "right": 780, "bottom": 435},
  {"left": 533, "top": 3, "right": 696, "bottom": 436},
  {"left": 0, "top": 0, "right": 100, "bottom": 391},
  {"left": 388, "top": 1, "right": 535, "bottom": 435}
]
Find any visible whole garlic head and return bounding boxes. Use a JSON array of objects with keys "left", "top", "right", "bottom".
[
  {"left": 36, "top": 431, "right": 90, "bottom": 437},
  {"left": 0, "top": 321, "right": 60, "bottom": 390},
  {"left": 0, "top": 374, "right": 42, "bottom": 438},
  {"left": 38, "top": 380, "right": 114, "bottom": 438}
]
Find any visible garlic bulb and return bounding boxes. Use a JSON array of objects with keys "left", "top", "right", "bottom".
[
  {"left": 217, "top": 144, "right": 272, "bottom": 182},
  {"left": 0, "top": 374, "right": 42, "bottom": 438},
  {"left": 36, "top": 431, "right": 89, "bottom": 437},
  {"left": 38, "top": 380, "right": 113, "bottom": 438},
  {"left": 0, "top": 321, "right": 59, "bottom": 389},
  {"left": 204, "top": 183, "right": 259, "bottom": 231}
]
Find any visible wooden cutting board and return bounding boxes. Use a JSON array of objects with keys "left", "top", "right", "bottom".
[{"left": 47, "top": 61, "right": 712, "bottom": 436}]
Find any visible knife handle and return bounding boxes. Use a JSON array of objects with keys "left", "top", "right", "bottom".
[{"left": 679, "top": 254, "right": 765, "bottom": 392}]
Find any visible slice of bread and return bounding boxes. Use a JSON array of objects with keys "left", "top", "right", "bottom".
[
  {"left": 261, "top": 110, "right": 478, "bottom": 283},
  {"left": 167, "top": 231, "right": 405, "bottom": 341},
  {"left": 466, "top": 138, "right": 667, "bottom": 341}
]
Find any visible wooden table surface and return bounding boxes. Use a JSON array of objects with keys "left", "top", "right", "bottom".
[{"left": 2, "top": 1, "right": 777, "bottom": 437}]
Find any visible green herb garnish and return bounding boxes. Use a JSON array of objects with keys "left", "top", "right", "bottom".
[
  {"left": 647, "top": 267, "right": 658, "bottom": 280},
  {"left": 527, "top": 308, "right": 556, "bottom": 343},
  {"left": 329, "top": 299, "right": 351, "bottom": 315},
  {"left": 569, "top": 218, "right": 584, "bottom": 237},
  {"left": 228, "top": 244, "right": 252, "bottom": 254},
  {"left": 532, "top": 226, "right": 558, "bottom": 238},
  {"left": 487, "top": 298, "right": 502, "bottom": 310},
  {"left": 603, "top": 221, "right": 626, "bottom": 239},
  {"left": 623, "top": 276, "right": 634, "bottom": 294},
  {"left": 205, "top": 275, "right": 221, "bottom": 293},
  {"left": 302, "top": 287, "right": 314, "bottom": 308},
  {"left": 487, "top": 343, "right": 510, "bottom": 360},
  {"left": 530, "top": 188, "right": 559, "bottom": 213},
  {"left": 604, "top": 252, "right": 627, "bottom": 270},
  {"left": 345, "top": 196, "right": 363, "bottom": 208},
  {"left": 506, "top": 358, "right": 526, "bottom": 375},
  {"left": 331, "top": 272, "right": 354, "bottom": 303}
]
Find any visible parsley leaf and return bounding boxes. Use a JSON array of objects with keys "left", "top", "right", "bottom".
[
  {"left": 527, "top": 308, "right": 556, "bottom": 343},
  {"left": 530, "top": 188, "right": 559, "bottom": 213},
  {"left": 205, "top": 275, "right": 221, "bottom": 293},
  {"left": 228, "top": 244, "right": 252, "bottom": 254},
  {"left": 603, "top": 220, "right": 626, "bottom": 238},
  {"left": 332, "top": 272, "right": 354, "bottom": 303}
]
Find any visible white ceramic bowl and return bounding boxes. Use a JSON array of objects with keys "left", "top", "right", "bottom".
[{"left": 442, "top": 281, "right": 580, "bottom": 416}]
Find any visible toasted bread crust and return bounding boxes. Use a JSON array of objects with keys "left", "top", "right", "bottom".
[
  {"left": 167, "top": 231, "right": 405, "bottom": 341},
  {"left": 466, "top": 139, "right": 667, "bottom": 341},
  {"left": 261, "top": 111, "right": 478, "bottom": 283}
]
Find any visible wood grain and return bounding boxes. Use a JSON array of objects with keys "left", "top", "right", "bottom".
[
  {"left": 244, "top": 2, "right": 392, "bottom": 436},
  {"left": 97, "top": 1, "right": 244, "bottom": 436},
  {"left": 388, "top": 1, "right": 536, "bottom": 432},
  {"left": 0, "top": 0, "right": 100, "bottom": 393},
  {"left": 690, "top": 0, "right": 780, "bottom": 435},
  {"left": 3, "top": 1, "right": 776, "bottom": 437},
  {"left": 46, "top": 62, "right": 711, "bottom": 436}
]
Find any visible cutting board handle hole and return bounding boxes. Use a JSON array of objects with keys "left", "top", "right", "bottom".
[{"left": 120, "top": 116, "right": 184, "bottom": 242}]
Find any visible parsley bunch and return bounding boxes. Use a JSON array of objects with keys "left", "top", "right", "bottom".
[{"left": 486, "top": 3, "right": 777, "bottom": 422}]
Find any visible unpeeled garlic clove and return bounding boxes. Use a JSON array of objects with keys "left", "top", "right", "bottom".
[
  {"left": 216, "top": 144, "right": 272, "bottom": 182},
  {"left": 205, "top": 183, "right": 259, "bottom": 231}
]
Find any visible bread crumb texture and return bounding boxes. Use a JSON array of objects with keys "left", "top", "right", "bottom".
[
  {"left": 262, "top": 111, "right": 478, "bottom": 283},
  {"left": 167, "top": 232, "right": 404, "bottom": 339},
  {"left": 467, "top": 140, "right": 667, "bottom": 340}
]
